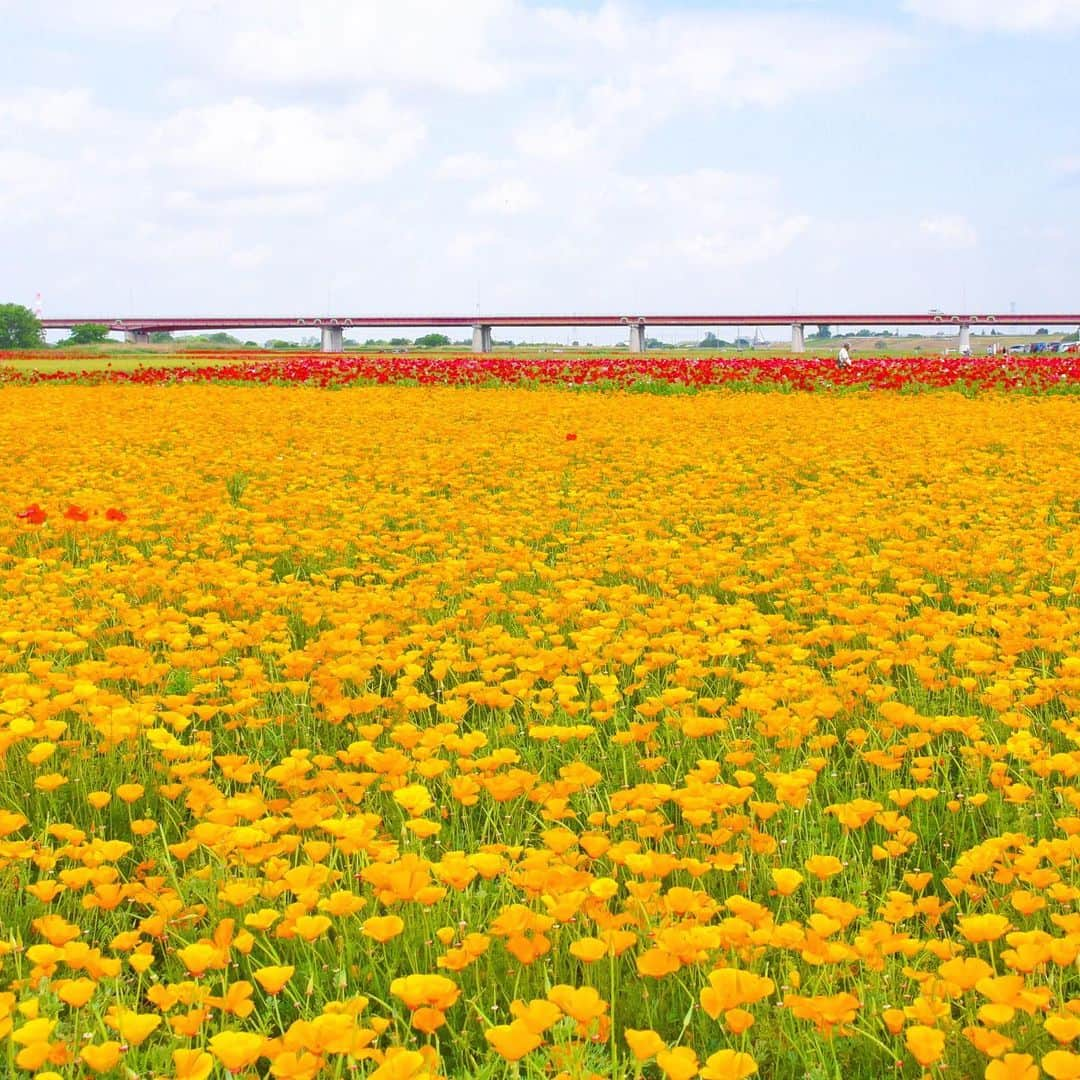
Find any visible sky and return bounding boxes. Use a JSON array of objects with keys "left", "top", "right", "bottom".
[{"left": 1, "top": 0, "right": 1078, "bottom": 343}]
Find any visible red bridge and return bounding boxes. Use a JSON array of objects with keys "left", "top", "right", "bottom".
[{"left": 37, "top": 313, "right": 1080, "bottom": 354}]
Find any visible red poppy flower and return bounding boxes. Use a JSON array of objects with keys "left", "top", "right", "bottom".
[
  {"left": 16, "top": 504, "right": 47, "bottom": 524},
  {"left": 105, "top": 508, "right": 127, "bottom": 522},
  {"left": 64, "top": 505, "right": 90, "bottom": 522},
  {"left": 565, "top": 433, "right": 578, "bottom": 441}
]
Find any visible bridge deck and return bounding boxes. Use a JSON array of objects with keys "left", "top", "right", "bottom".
[{"left": 37, "top": 313, "right": 1080, "bottom": 332}]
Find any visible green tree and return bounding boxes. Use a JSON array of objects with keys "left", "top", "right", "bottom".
[
  {"left": 0, "top": 304, "right": 43, "bottom": 349},
  {"left": 415, "top": 333, "right": 451, "bottom": 348},
  {"left": 62, "top": 323, "right": 112, "bottom": 345},
  {"left": 811, "top": 324, "right": 832, "bottom": 340},
  {"left": 150, "top": 331, "right": 175, "bottom": 344},
  {"left": 699, "top": 332, "right": 729, "bottom": 348}
]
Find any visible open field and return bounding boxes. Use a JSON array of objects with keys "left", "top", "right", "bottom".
[
  {"left": 9, "top": 333, "right": 1076, "bottom": 375},
  {"left": 0, "top": 351, "right": 277, "bottom": 375},
  {"left": 0, "top": 384, "right": 1078, "bottom": 1078},
  {"left": 2, "top": 350, "right": 1080, "bottom": 391}
]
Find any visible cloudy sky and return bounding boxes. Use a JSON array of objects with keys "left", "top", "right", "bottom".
[{"left": 2, "top": 0, "right": 1078, "bottom": 342}]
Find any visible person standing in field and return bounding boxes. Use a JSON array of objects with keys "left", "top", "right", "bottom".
[{"left": 836, "top": 343, "right": 852, "bottom": 369}]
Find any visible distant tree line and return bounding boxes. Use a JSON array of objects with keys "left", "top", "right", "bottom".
[
  {"left": 698, "top": 333, "right": 751, "bottom": 348},
  {"left": 0, "top": 303, "right": 43, "bottom": 348},
  {"left": 58, "top": 323, "right": 111, "bottom": 346}
]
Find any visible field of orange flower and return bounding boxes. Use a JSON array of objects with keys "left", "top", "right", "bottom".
[{"left": 1, "top": 384, "right": 1079, "bottom": 1080}]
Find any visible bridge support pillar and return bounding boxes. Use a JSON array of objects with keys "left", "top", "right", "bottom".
[
  {"left": 321, "top": 325, "right": 343, "bottom": 353},
  {"left": 124, "top": 330, "right": 150, "bottom": 345},
  {"left": 958, "top": 322, "right": 971, "bottom": 354},
  {"left": 791, "top": 323, "right": 805, "bottom": 353},
  {"left": 472, "top": 324, "right": 492, "bottom": 353},
  {"left": 628, "top": 322, "right": 646, "bottom": 352}
]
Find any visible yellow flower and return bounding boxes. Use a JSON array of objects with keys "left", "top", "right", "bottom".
[
  {"left": 699, "top": 968, "right": 774, "bottom": 1018},
  {"left": 1044, "top": 1051, "right": 1080, "bottom": 1080},
  {"left": 208, "top": 1031, "right": 266, "bottom": 1073},
  {"left": 701, "top": 1050, "right": 758, "bottom": 1079},
  {"left": 176, "top": 942, "right": 224, "bottom": 975},
  {"left": 625, "top": 1029, "right": 665, "bottom": 1061},
  {"left": 656, "top": 1046, "right": 699, "bottom": 1080},
  {"left": 485, "top": 1020, "right": 542, "bottom": 1061},
  {"left": 55, "top": 978, "right": 96, "bottom": 1008},
  {"left": 959, "top": 914, "right": 1013, "bottom": 943},
  {"left": 986, "top": 1054, "right": 1039, "bottom": 1080},
  {"left": 906, "top": 1025, "right": 946, "bottom": 1068},
  {"left": 362, "top": 915, "right": 405, "bottom": 943},
  {"left": 771, "top": 868, "right": 803, "bottom": 895},
  {"left": 104, "top": 1007, "right": 160, "bottom": 1046},
  {"left": 390, "top": 974, "right": 460, "bottom": 1012},
  {"left": 172, "top": 1049, "right": 214, "bottom": 1080},
  {"left": 253, "top": 964, "right": 295, "bottom": 995},
  {"left": 79, "top": 1042, "right": 123, "bottom": 1074},
  {"left": 292, "top": 915, "right": 332, "bottom": 942}
]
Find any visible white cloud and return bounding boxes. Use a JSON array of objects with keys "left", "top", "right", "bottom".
[
  {"left": 31, "top": 1, "right": 906, "bottom": 106},
  {"left": 131, "top": 222, "right": 271, "bottom": 270},
  {"left": 220, "top": 0, "right": 514, "bottom": 94},
  {"left": 445, "top": 165, "right": 812, "bottom": 281},
  {"left": 0, "top": 88, "right": 107, "bottom": 135},
  {"left": 605, "top": 170, "right": 812, "bottom": 268},
  {"left": 28, "top": 0, "right": 197, "bottom": 34},
  {"left": 532, "top": 3, "right": 634, "bottom": 51},
  {"left": 469, "top": 179, "right": 539, "bottom": 216},
  {"left": 646, "top": 12, "right": 902, "bottom": 107},
  {"left": 163, "top": 189, "right": 327, "bottom": 218},
  {"left": 151, "top": 94, "right": 425, "bottom": 191},
  {"left": 1020, "top": 224, "right": 1068, "bottom": 240},
  {"left": 36, "top": 0, "right": 515, "bottom": 94},
  {"left": 512, "top": 10, "right": 908, "bottom": 166},
  {"left": 514, "top": 115, "right": 602, "bottom": 163},
  {"left": 919, "top": 214, "right": 978, "bottom": 248},
  {"left": 0, "top": 150, "right": 64, "bottom": 214},
  {"left": 0, "top": 144, "right": 141, "bottom": 229},
  {"left": 437, "top": 153, "right": 505, "bottom": 180},
  {"left": 446, "top": 230, "right": 499, "bottom": 261},
  {"left": 230, "top": 244, "right": 273, "bottom": 271},
  {"left": 904, "top": 0, "right": 1080, "bottom": 31}
]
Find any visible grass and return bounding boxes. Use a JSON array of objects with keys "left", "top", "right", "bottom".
[{"left": 0, "top": 351, "right": 273, "bottom": 374}]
